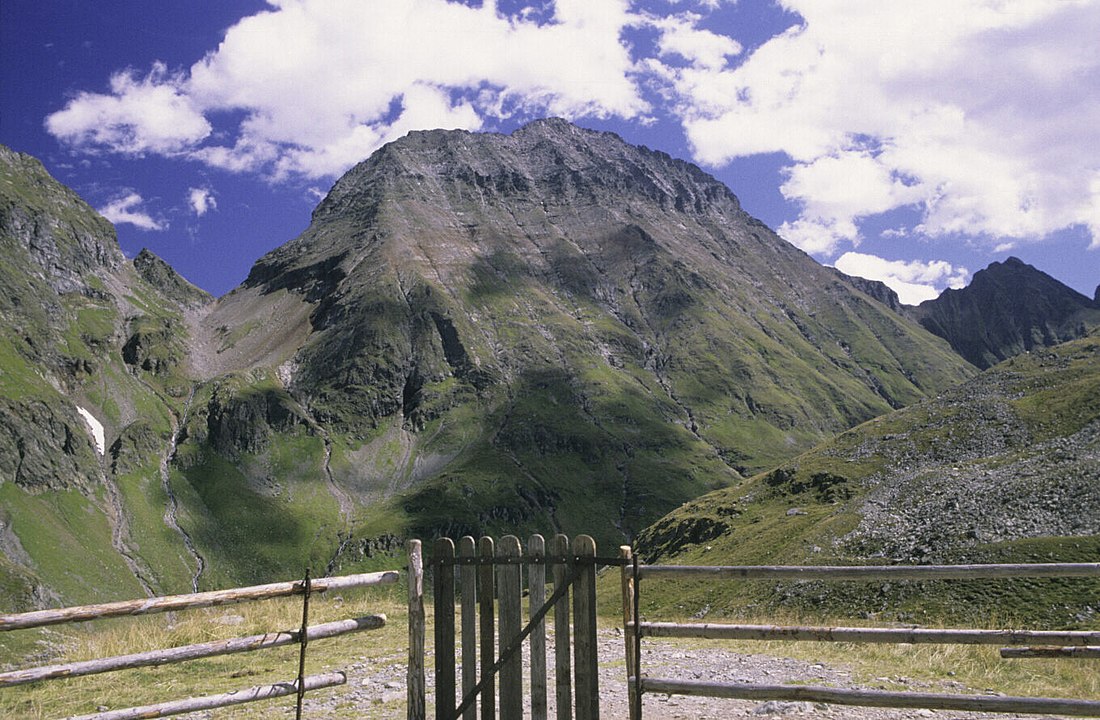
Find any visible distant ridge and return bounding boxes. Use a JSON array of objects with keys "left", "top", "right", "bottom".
[{"left": 911, "top": 256, "right": 1100, "bottom": 368}]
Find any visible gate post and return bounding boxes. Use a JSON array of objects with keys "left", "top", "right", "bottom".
[
  {"left": 573, "top": 535, "right": 599, "bottom": 720},
  {"left": 407, "top": 539, "right": 426, "bottom": 720},
  {"left": 620, "top": 545, "right": 639, "bottom": 720}
]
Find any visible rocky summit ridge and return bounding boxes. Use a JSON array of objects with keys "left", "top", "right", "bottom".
[
  {"left": 911, "top": 256, "right": 1100, "bottom": 369},
  {"left": 0, "top": 121, "right": 1090, "bottom": 613}
]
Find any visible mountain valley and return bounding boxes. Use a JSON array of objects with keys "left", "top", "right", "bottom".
[{"left": 1, "top": 121, "right": 1097, "bottom": 618}]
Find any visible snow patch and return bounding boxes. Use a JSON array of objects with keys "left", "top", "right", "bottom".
[{"left": 76, "top": 406, "right": 105, "bottom": 455}]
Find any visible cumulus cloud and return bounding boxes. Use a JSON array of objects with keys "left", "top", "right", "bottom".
[
  {"left": 188, "top": 187, "right": 217, "bottom": 216},
  {"left": 663, "top": 0, "right": 1100, "bottom": 253},
  {"left": 46, "top": 62, "right": 210, "bottom": 155},
  {"left": 834, "top": 251, "right": 969, "bottom": 306},
  {"left": 47, "top": 0, "right": 651, "bottom": 180},
  {"left": 98, "top": 193, "right": 165, "bottom": 230}
]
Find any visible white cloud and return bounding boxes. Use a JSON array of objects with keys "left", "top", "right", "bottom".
[
  {"left": 188, "top": 187, "right": 217, "bottom": 216},
  {"left": 651, "top": 12, "right": 742, "bottom": 70},
  {"left": 98, "top": 193, "right": 165, "bottom": 230},
  {"left": 833, "top": 251, "right": 969, "bottom": 306},
  {"left": 46, "top": 62, "right": 211, "bottom": 155},
  {"left": 47, "top": 0, "right": 649, "bottom": 180},
  {"left": 661, "top": 0, "right": 1100, "bottom": 254}
]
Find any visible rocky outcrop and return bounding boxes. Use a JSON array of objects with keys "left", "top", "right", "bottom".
[{"left": 133, "top": 248, "right": 211, "bottom": 309}]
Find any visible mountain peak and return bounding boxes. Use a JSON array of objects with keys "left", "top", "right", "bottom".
[{"left": 913, "top": 256, "right": 1100, "bottom": 368}]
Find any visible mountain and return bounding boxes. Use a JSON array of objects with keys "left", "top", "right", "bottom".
[
  {"left": 0, "top": 145, "right": 210, "bottom": 611},
  {"left": 638, "top": 329, "right": 1100, "bottom": 626},
  {"left": 1, "top": 122, "right": 977, "bottom": 607},
  {"left": 182, "top": 119, "right": 973, "bottom": 566},
  {"left": 911, "top": 256, "right": 1100, "bottom": 369}
]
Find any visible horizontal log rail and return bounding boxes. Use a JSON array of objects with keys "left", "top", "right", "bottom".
[
  {"left": 626, "top": 561, "right": 1100, "bottom": 719},
  {"left": 0, "top": 615, "right": 385, "bottom": 688},
  {"left": 638, "top": 562, "right": 1100, "bottom": 581},
  {"left": 636, "top": 621, "right": 1100, "bottom": 647},
  {"left": 65, "top": 671, "right": 347, "bottom": 720},
  {"left": 638, "top": 678, "right": 1100, "bottom": 718},
  {"left": 1001, "top": 646, "right": 1100, "bottom": 659},
  {"left": 0, "top": 570, "right": 399, "bottom": 632},
  {"left": 429, "top": 554, "right": 628, "bottom": 566}
]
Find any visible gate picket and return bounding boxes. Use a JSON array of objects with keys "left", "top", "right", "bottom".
[
  {"left": 529, "top": 534, "right": 548, "bottom": 720},
  {"left": 433, "top": 538, "right": 456, "bottom": 720},
  {"left": 498, "top": 536, "right": 523, "bottom": 719},
  {"left": 551, "top": 533, "right": 573, "bottom": 720},
  {"left": 459, "top": 536, "right": 478, "bottom": 720},
  {"left": 477, "top": 537, "right": 496, "bottom": 720}
]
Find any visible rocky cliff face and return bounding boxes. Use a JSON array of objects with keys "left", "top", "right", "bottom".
[
  {"left": 0, "top": 145, "right": 211, "bottom": 609},
  {"left": 911, "top": 256, "right": 1100, "bottom": 369}
]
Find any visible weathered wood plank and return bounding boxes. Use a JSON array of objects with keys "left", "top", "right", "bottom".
[
  {"left": 550, "top": 533, "right": 572, "bottom": 720},
  {"left": 65, "top": 671, "right": 346, "bottom": 720},
  {"left": 572, "top": 534, "right": 599, "bottom": 720},
  {"left": 619, "top": 545, "right": 638, "bottom": 720},
  {"left": 638, "top": 622, "right": 1100, "bottom": 647},
  {"left": 458, "top": 535, "right": 478, "bottom": 720},
  {"left": 434, "top": 538, "right": 456, "bottom": 720},
  {"left": 478, "top": 536, "right": 496, "bottom": 720},
  {"left": 638, "top": 563, "right": 1100, "bottom": 582},
  {"left": 498, "top": 535, "right": 524, "bottom": 720},
  {"left": 1, "top": 571, "right": 399, "bottom": 632},
  {"left": 1001, "top": 645, "right": 1100, "bottom": 659},
  {"left": 529, "top": 534, "right": 548, "bottom": 720},
  {"left": 0, "top": 615, "right": 384, "bottom": 687},
  {"left": 407, "top": 540, "right": 426, "bottom": 720},
  {"left": 639, "top": 678, "right": 1100, "bottom": 717}
]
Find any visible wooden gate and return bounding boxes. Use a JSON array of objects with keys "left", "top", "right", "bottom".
[{"left": 407, "top": 534, "right": 603, "bottom": 720}]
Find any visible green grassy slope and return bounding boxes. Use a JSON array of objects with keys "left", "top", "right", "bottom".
[{"left": 637, "top": 332, "right": 1100, "bottom": 627}]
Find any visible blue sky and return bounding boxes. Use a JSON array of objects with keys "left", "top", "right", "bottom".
[{"left": 2, "top": 0, "right": 1098, "bottom": 303}]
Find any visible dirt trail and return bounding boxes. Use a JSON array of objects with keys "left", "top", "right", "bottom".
[{"left": 299, "top": 629, "right": 1040, "bottom": 720}]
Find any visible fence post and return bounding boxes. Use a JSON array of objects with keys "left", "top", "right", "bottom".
[
  {"left": 551, "top": 534, "right": 572, "bottom": 720},
  {"left": 620, "top": 545, "right": 639, "bottom": 720},
  {"left": 434, "top": 538, "right": 456, "bottom": 720},
  {"left": 498, "top": 535, "right": 524, "bottom": 720},
  {"left": 573, "top": 535, "right": 599, "bottom": 720},
  {"left": 478, "top": 536, "right": 496, "bottom": 720},
  {"left": 529, "top": 534, "right": 548, "bottom": 720},
  {"left": 295, "top": 568, "right": 312, "bottom": 720},
  {"left": 408, "top": 540, "right": 426, "bottom": 720},
  {"left": 458, "top": 536, "right": 478, "bottom": 720}
]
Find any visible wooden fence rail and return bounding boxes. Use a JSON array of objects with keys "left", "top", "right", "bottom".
[
  {"left": 623, "top": 556, "right": 1100, "bottom": 720},
  {"left": 0, "top": 571, "right": 399, "bottom": 631},
  {"left": 1, "top": 571, "right": 397, "bottom": 719}
]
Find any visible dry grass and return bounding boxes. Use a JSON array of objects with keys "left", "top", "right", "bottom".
[
  {"left": 2, "top": 585, "right": 1097, "bottom": 718},
  {"left": 0, "top": 585, "right": 408, "bottom": 719}
]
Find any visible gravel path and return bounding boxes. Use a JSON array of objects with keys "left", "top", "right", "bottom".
[{"left": 290, "top": 629, "right": 1043, "bottom": 720}]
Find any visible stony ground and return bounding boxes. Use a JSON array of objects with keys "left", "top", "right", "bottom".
[{"left": 279, "top": 629, "right": 1044, "bottom": 720}]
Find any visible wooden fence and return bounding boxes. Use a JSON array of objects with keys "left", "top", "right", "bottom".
[
  {"left": 406, "top": 534, "right": 604, "bottom": 720},
  {"left": 619, "top": 550, "right": 1100, "bottom": 719},
  {"left": 0, "top": 570, "right": 398, "bottom": 719}
]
